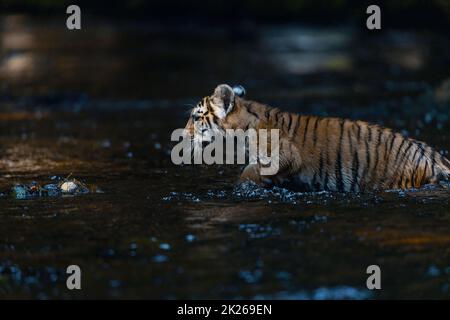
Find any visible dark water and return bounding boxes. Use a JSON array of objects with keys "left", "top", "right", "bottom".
[{"left": 0, "top": 15, "right": 449, "bottom": 299}]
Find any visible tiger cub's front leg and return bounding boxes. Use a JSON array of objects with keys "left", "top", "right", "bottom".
[
  {"left": 239, "top": 164, "right": 263, "bottom": 185},
  {"left": 239, "top": 163, "right": 287, "bottom": 187}
]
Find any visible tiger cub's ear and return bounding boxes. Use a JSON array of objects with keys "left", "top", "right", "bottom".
[{"left": 211, "top": 84, "right": 235, "bottom": 118}]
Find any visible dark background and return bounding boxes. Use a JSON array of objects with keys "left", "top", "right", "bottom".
[
  {"left": 0, "top": 0, "right": 449, "bottom": 299},
  {"left": 1, "top": 0, "right": 450, "bottom": 28}
]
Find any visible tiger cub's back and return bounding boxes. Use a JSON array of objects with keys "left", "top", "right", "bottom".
[{"left": 288, "top": 115, "right": 449, "bottom": 192}]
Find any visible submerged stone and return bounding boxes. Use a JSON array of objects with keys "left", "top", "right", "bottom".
[
  {"left": 41, "top": 184, "right": 62, "bottom": 197},
  {"left": 11, "top": 178, "right": 90, "bottom": 199},
  {"left": 60, "top": 181, "right": 78, "bottom": 193},
  {"left": 12, "top": 185, "right": 31, "bottom": 200},
  {"left": 12, "top": 182, "right": 42, "bottom": 199}
]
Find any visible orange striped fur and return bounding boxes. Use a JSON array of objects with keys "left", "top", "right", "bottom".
[{"left": 185, "top": 85, "right": 450, "bottom": 192}]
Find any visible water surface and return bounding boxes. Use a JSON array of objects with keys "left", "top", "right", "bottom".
[{"left": 0, "top": 15, "right": 449, "bottom": 299}]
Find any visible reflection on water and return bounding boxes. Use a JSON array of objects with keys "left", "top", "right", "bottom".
[
  {"left": 1, "top": 16, "right": 35, "bottom": 49},
  {"left": 0, "top": 15, "right": 449, "bottom": 299},
  {"left": 257, "top": 286, "right": 373, "bottom": 300},
  {"left": 0, "top": 53, "right": 36, "bottom": 77},
  {"left": 262, "top": 27, "right": 353, "bottom": 74}
]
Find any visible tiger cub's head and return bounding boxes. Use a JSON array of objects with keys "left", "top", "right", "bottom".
[{"left": 184, "top": 84, "right": 246, "bottom": 144}]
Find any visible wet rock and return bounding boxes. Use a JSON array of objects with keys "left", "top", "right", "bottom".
[
  {"left": 12, "top": 184, "right": 34, "bottom": 199},
  {"left": 11, "top": 177, "right": 90, "bottom": 199},
  {"left": 60, "top": 181, "right": 77, "bottom": 193},
  {"left": 59, "top": 179, "right": 89, "bottom": 195},
  {"left": 41, "top": 184, "right": 61, "bottom": 197},
  {"left": 12, "top": 182, "right": 42, "bottom": 199}
]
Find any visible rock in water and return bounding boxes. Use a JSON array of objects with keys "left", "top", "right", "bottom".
[
  {"left": 42, "top": 184, "right": 61, "bottom": 197},
  {"left": 60, "top": 181, "right": 78, "bottom": 193},
  {"left": 12, "top": 185, "right": 29, "bottom": 200}
]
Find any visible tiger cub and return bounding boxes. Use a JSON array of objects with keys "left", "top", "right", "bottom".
[{"left": 184, "top": 84, "right": 450, "bottom": 192}]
